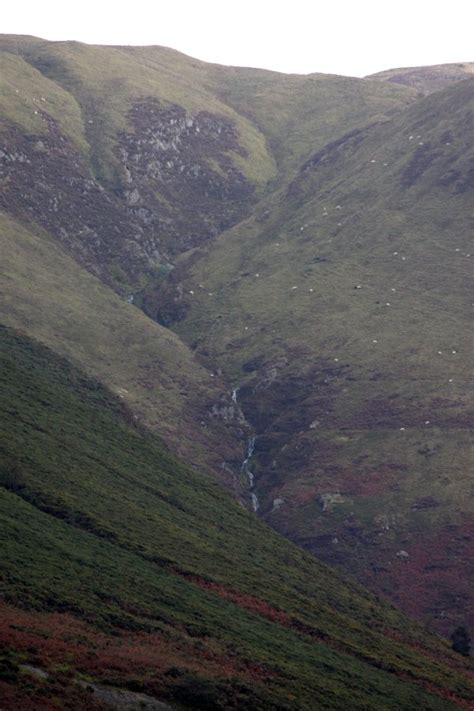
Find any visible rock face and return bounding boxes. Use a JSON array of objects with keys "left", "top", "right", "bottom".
[
  {"left": 0, "top": 116, "right": 149, "bottom": 290},
  {"left": 0, "top": 100, "right": 255, "bottom": 293},
  {"left": 118, "top": 99, "right": 255, "bottom": 257}
]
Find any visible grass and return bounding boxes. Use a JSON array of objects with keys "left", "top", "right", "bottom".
[
  {"left": 0, "top": 50, "right": 88, "bottom": 153},
  {"left": 0, "top": 34, "right": 473, "bottom": 701},
  {"left": 166, "top": 78, "right": 474, "bottom": 633},
  {"left": 0, "top": 36, "right": 276, "bottom": 191},
  {"left": 0, "top": 211, "right": 243, "bottom": 479},
  {"left": 0, "top": 324, "right": 472, "bottom": 709},
  {"left": 208, "top": 64, "right": 417, "bottom": 182},
  {"left": 367, "top": 62, "right": 474, "bottom": 93}
]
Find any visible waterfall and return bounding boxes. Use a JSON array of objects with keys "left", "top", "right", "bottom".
[
  {"left": 241, "top": 441, "right": 259, "bottom": 512},
  {"left": 234, "top": 387, "right": 259, "bottom": 512}
]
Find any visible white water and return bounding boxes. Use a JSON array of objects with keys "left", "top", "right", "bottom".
[
  {"left": 238, "top": 411, "right": 259, "bottom": 512},
  {"left": 232, "top": 388, "right": 259, "bottom": 511}
]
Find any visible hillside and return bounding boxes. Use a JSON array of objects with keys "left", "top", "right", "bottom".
[
  {"left": 0, "top": 35, "right": 418, "bottom": 288},
  {"left": 156, "top": 77, "right": 474, "bottom": 635},
  {"left": 0, "top": 211, "right": 253, "bottom": 497},
  {"left": 0, "top": 33, "right": 473, "bottom": 701},
  {"left": 0, "top": 36, "right": 429, "bottom": 509},
  {"left": 1, "top": 325, "right": 473, "bottom": 709}
]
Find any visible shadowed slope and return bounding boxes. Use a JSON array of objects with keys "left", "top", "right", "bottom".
[
  {"left": 1, "top": 325, "right": 473, "bottom": 709},
  {"left": 0, "top": 212, "right": 245, "bottom": 485}
]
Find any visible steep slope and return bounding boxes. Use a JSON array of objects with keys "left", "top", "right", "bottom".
[
  {"left": 0, "top": 211, "right": 247, "bottom": 489},
  {"left": 208, "top": 64, "right": 416, "bottom": 182},
  {"left": 0, "top": 35, "right": 423, "bottom": 500},
  {"left": 156, "top": 78, "right": 474, "bottom": 635},
  {"left": 1, "top": 325, "right": 473, "bottom": 709},
  {"left": 0, "top": 34, "right": 472, "bottom": 639},
  {"left": 0, "top": 34, "right": 275, "bottom": 281},
  {"left": 0, "top": 35, "right": 417, "bottom": 292}
]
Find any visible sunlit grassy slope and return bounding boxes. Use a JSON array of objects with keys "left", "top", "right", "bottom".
[
  {"left": 165, "top": 78, "right": 474, "bottom": 633},
  {"left": 1, "top": 325, "right": 472, "bottom": 709},
  {"left": 0, "top": 34, "right": 276, "bottom": 189},
  {"left": 0, "top": 49, "right": 87, "bottom": 152}
]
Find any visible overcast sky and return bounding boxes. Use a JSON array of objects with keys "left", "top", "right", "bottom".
[{"left": 3, "top": 0, "right": 473, "bottom": 77}]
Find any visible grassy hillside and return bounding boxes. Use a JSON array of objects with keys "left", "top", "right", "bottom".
[
  {"left": 0, "top": 35, "right": 429, "bottom": 509},
  {"left": 158, "top": 78, "right": 474, "bottom": 634},
  {"left": 0, "top": 34, "right": 275, "bottom": 189},
  {"left": 0, "top": 211, "right": 246, "bottom": 488},
  {"left": 0, "top": 34, "right": 419, "bottom": 280},
  {"left": 0, "top": 48, "right": 87, "bottom": 152},
  {"left": 0, "top": 32, "right": 472, "bottom": 661},
  {"left": 208, "top": 65, "right": 417, "bottom": 182},
  {"left": 1, "top": 325, "right": 473, "bottom": 709}
]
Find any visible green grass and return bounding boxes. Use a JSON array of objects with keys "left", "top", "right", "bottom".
[
  {"left": 165, "top": 78, "right": 474, "bottom": 631},
  {"left": 208, "top": 64, "right": 417, "bottom": 182},
  {"left": 0, "top": 211, "right": 241, "bottom": 479},
  {"left": 0, "top": 32, "right": 473, "bottom": 689},
  {"left": 0, "top": 324, "right": 472, "bottom": 709},
  {"left": 367, "top": 62, "right": 474, "bottom": 93},
  {"left": 0, "top": 50, "right": 88, "bottom": 153},
  {"left": 0, "top": 36, "right": 276, "bottom": 191}
]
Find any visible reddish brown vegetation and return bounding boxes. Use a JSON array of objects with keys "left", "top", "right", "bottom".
[
  {"left": 374, "top": 518, "right": 474, "bottom": 637},
  {"left": 182, "top": 573, "right": 290, "bottom": 625},
  {"left": 0, "top": 600, "right": 268, "bottom": 695}
]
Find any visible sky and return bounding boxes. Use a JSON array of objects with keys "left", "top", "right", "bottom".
[{"left": 2, "top": 0, "right": 473, "bottom": 77}]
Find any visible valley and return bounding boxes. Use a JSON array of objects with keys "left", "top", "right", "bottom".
[{"left": 0, "top": 35, "right": 472, "bottom": 708}]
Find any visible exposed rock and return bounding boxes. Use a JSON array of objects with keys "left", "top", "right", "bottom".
[
  {"left": 319, "top": 493, "right": 345, "bottom": 512},
  {"left": 272, "top": 497, "right": 285, "bottom": 511},
  {"left": 0, "top": 118, "right": 151, "bottom": 289},
  {"left": 117, "top": 98, "right": 256, "bottom": 255}
]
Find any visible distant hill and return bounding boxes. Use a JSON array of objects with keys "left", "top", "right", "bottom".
[{"left": 367, "top": 62, "right": 474, "bottom": 94}]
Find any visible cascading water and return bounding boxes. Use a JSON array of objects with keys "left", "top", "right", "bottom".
[
  {"left": 231, "top": 388, "right": 259, "bottom": 512},
  {"left": 241, "top": 436, "right": 256, "bottom": 487},
  {"left": 233, "top": 388, "right": 259, "bottom": 512},
  {"left": 241, "top": 436, "right": 259, "bottom": 512}
]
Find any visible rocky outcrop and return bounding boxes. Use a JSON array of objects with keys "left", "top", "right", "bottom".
[
  {"left": 117, "top": 99, "right": 256, "bottom": 255},
  {"left": 0, "top": 100, "right": 256, "bottom": 293},
  {"left": 0, "top": 115, "right": 150, "bottom": 290}
]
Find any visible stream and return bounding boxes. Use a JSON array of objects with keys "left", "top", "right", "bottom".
[{"left": 233, "top": 388, "right": 259, "bottom": 512}]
